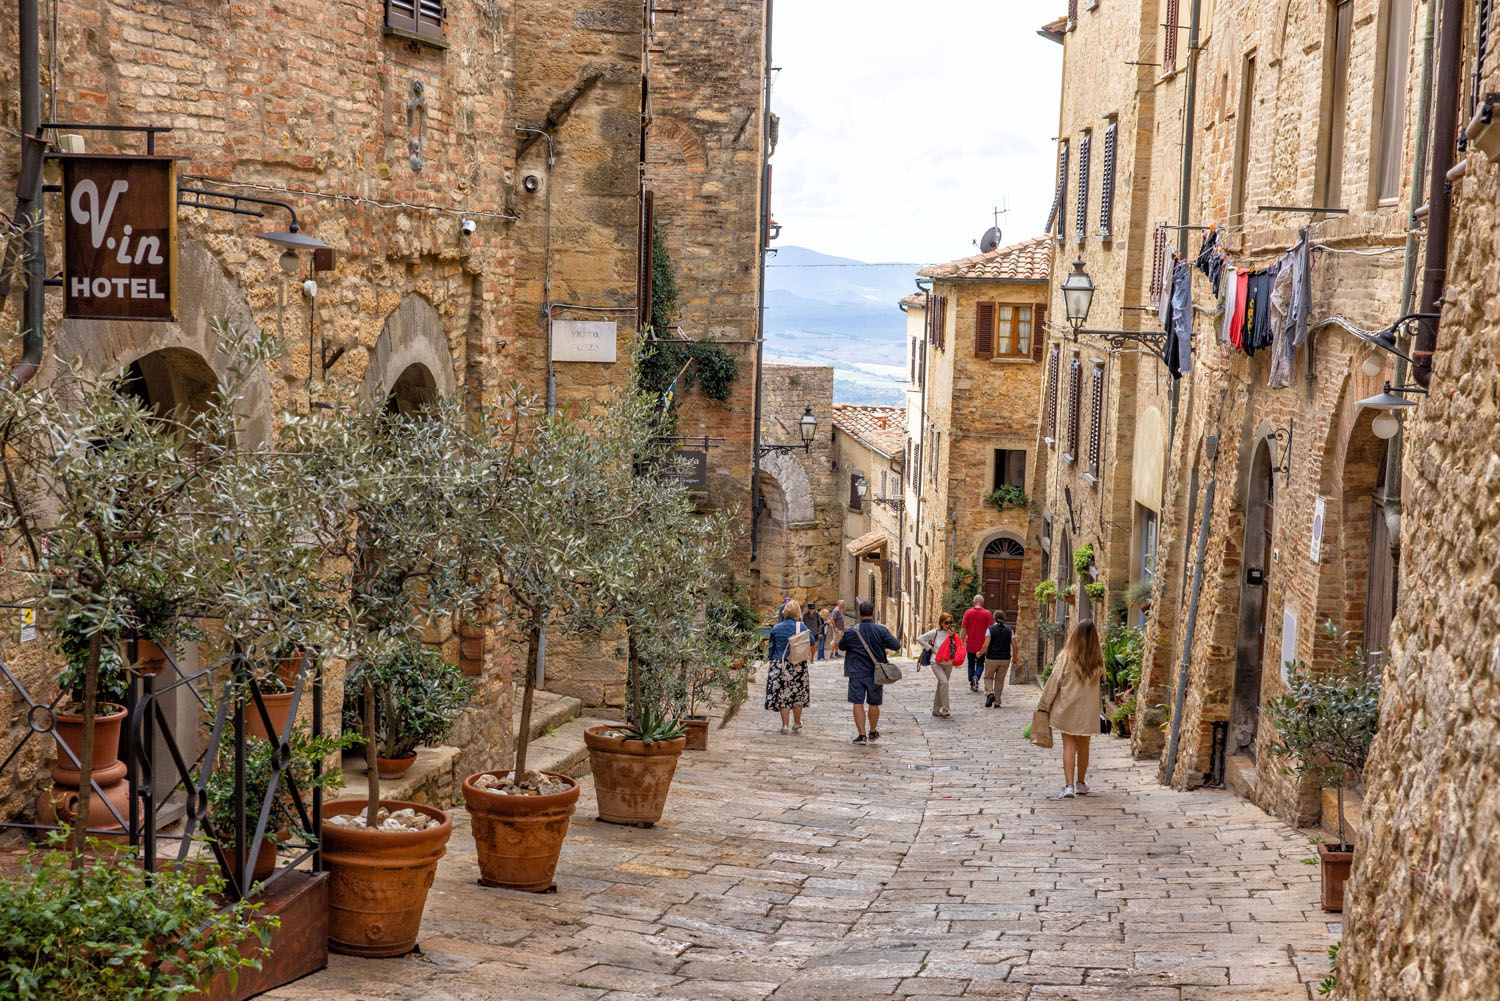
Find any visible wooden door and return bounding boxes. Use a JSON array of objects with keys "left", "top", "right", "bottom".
[{"left": 982, "top": 538, "right": 1025, "bottom": 626}]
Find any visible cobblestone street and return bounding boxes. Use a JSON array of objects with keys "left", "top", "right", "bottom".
[{"left": 270, "top": 663, "right": 1336, "bottom": 1001}]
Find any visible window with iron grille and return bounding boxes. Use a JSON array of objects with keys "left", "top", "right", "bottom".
[
  {"left": 1164, "top": 0, "right": 1179, "bottom": 72},
  {"left": 1045, "top": 344, "right": 1060, "bottom": 443},
  {"left": 1148, "top": 223, "right": 1168, "bottom": 307},
  {"left": 1065, "top": 355, "right": 1081, "bottom": 461},
  {"left": 386, "top": 0, "right": 447, "bottom": 45},
  {"left": 1100, "top": 119, "right": 1118, "bottom": 238},
  {"left": 1087, "top": 363, "right": 1104, "bottom": 479},
  {"left": 1075, "top": 131, "right": 1091, "bottom": 243}
]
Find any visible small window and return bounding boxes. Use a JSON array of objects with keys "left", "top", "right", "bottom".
[
  {"left": 1374, "top": 0, "right": 1412, "bottom": 202},
  {"left": 386, "top": 0, "right": 447, "bottom": 45},
  {"left": 1319, "top": 0, "right": 1354, "bottom": 209},
  {"left": 975, "top": 303, "right": 1035, "bottom": 359},
  {"left": 848, "top": 473, "right": 866, "bottom": 512},
  {"left": 1231, "top": 52, "right": 1258, "bottom": 223},
  {"left": 993, "top": 449, "right": 1027, "bottom": 491}
]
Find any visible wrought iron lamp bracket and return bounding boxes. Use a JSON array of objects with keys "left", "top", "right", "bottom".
[{"left": 1269, "top": 420, "right": 1294, "bottom": 480}]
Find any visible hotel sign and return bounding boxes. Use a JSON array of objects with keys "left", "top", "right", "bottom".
[{"left": 61, "top": 155, "right": 177, "bottom": 321}]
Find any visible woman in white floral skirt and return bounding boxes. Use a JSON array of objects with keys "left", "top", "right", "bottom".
[{"left": 765, "top": 600, "right": 812, "bottom": 733}]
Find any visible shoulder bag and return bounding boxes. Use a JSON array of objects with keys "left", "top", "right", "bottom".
[
  {"left": 786, "top": 621, "right": 812, "bottom": 666},
  {"left": 855, "top": 623, "right": 902, "bottom": 685}
]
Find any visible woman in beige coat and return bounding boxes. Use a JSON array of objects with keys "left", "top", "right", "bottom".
[{"left": 1035, "top": 619, "right": 1104, "bottom": 798}]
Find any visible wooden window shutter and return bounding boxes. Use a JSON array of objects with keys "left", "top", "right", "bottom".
[
  {"left": 938, "top": 295, "right": 948, "bottom": 349},
  {"left": 1067, "top": 0, "right": 1078, "bottom": 30},
  {"left": 763, "top": 163, "right": 774, "bottom": 247},
  {"left": 926, "top": 296, "right": 937, "bottom": 346},
  {"left": 1149, "top": 223, "right": 1168, "bottom": 307},
  {"left": 1046, "top": 345, "right": 1060, "bottom": 440},
  {"left": 1066, "top": 356, "right": 1081, "bottom": 459},
  {"left": 637, "top": 190, "right": 655, "bottom": 331},
  {"left": 1088, "top": 363, "right": 1104, "bottom": 477},
  {"left": 910, "top": 338, "right": 917, "bottom": 383},
  {"left": 416, "top": 0, "right": 446, "bottom": 41},
  {"left": 1164, "top": 0, "right": 1180, "bottom": 72},
  {"left": 1054, "top": 142, "right": 1069, "bottom": 240},
  {"left": 975, "top": 302, "right": 996, "bottom": 357},
  {"left": 1032, "top": 304, "right": 1047, "bottom": 362},
  {"left": 386, "top": 0, "right": 418, "bottom": 33},
  {"left": 1075, "top": 132, "right": 1090, "bottom": 242},
  {"left": 1100, "top": 120, "right": 1117, "bottom": 238}
]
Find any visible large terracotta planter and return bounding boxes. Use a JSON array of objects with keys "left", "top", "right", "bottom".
[
  {"left": 462, "top": 771, "right": 580, "bottom": 892},
  {"left": 1318, "top": 842, "right": 1354, "bottom": 912},
  {"left": 584, "top": 724, "right": 686, "bottom": 827},
  {"left": 53, "top": 704, "right": 127, "bottom": 782},
  {"left": 246, "top": 690, "right": 295, "bottom": 742},
  {"left": 321, "top": 799, "right": 452, "bottom": 957},
  {"left": 683, "top": 716, "right": 710, "bottom": 751}
]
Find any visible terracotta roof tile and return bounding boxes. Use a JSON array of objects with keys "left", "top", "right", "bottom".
[
  {"left": 1040, "top": 15, "right": 1067, "bottom": 36},
  {"left": 917, "top": 235, "right": 1052, "bottom": 283},
  {"left": 832, "top": 404, "right": 906, "bottom": 458},
  {"left": 899, "top": 291, "right": 927, "bottom": 309}
]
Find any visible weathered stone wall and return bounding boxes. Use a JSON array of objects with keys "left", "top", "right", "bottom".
[
  {"left": 755, "top": 365, "right": 837, "bottom": 617},
  {"left": 1336, "top": 43, "right": 1500, "bottom": 1001},
  {"left": 645, "top": 1, "right": 766, "bottom": 576}
]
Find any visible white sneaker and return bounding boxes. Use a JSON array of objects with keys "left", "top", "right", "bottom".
[
  {"left": 1059, "top": 785, "right": 1076, "bottom": 799},
  {"left": 1074, "top": 780, "right": 1089, "bottom": 796}
]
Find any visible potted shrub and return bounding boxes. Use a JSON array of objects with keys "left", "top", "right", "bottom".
[
  {"left": 680, "top": 575, "right": 759, "bottom": 750},
  {"left": 984, "top": 484, "right": 1028, "bottom": 511},
  {"left": 354, "top": 639, "right": 474, "bottom": 778},
  {"left": 1266, "top": 624, "right": 1381, "bottom": 912},
  {"left": 0, "top": 836, "right": 273, "bottom": 1000},
  {"left": 1034, "top": 579, "right": 1059, "bottom": 606}
]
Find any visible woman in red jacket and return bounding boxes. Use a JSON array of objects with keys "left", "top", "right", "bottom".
[{"left": 916, "top": 612, "right": 966, "bottom": 719}]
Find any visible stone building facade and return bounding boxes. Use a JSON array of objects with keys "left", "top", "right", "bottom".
[
  {"left": 754, "top": 365, "right": 837, "bottom": 616},
  {"left": 1043, "top": 0, "right": 1424, "bottom": 827},
  {"left": 831, "top": 405, "right": 907, "bottom": 637},
  {"left": 0, "top": 1, "right": 668, "bottom": 816},
  {"left": 902, "top": 238, "right": 1051, "bottom": 676}
]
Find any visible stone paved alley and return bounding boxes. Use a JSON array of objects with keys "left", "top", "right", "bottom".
[{"left": 270, "top": 664, "right": 1337, "bottom": 1001}]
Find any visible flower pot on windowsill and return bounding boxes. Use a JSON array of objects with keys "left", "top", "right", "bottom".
[
  {"left": 462, "top": 770, "right": 580, "bottom": 892},
  {"left": 683, "top": 716, "right": 710, "bottom": 751},
  {"left": 1318, "top": 842, "right": 1354, "bottom": 912},
  {"left": 584, "top": 724, "right": 686, "bottom": 827}
]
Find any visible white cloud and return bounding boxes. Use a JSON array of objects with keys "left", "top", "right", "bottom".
[{"left": 770, "top": 0, "right": 1063, "bottom": 264}]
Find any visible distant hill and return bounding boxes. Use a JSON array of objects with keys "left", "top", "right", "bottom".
[{"left": 762, "top": 246, "right": 919, "bottom": 406}]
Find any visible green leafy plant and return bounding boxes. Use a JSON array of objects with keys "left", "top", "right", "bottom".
[
  {"left": 348, "top": 640, "right": 475, "bottom": 762},
  {"left": 1319, "top": 942, "right": 1340, "bottom": 996},
  {"left": 1073, "top": 543, "right": 1095, "bottom": 577},
  {"left": 638, "top": 337, "right": 739, "bottom": 405},
  {"left": 1103, "top": 624, "right": 1144, "bottom": 696},
  {"left": 942, "top": 561, "right": 980, "bottom": 621},
  {"left": 1059, "top": 583, "right": 1077, "bottom": 600},
  {"left": 650, "top": 220, "right": 680, "bottom": 333},
  {"left": 1084, "top": 581, "right": 1106, "bottom": 604},
  {"left": 1034, "top": 579, "right": 1059, "bottom": 604},
  {"left": 1110, "top": 694, "right": 1137, "bottom": 725},
  {"left": 688, "top": 574, "right": 759, "bottom": 721},
  {"left": 1037, "top": 619, "right": 1066, "bottom": 646},
  {"left": 1265, "top": 623, "right": 1381, "bottom": 850},
  {"left": 206, "top": 731, "right": 354, "bottom": 850},
  {"left": 984, "top": 484, "right": 1028, "bottom": 511},
  {"left": 1126, "top": 577, "right": 1155, "bottom": 611},
  {"left": 617, "top": 703, "right": 687, "bottom": 745},
  {"left": 1022, "top": 721, "right": 1034, "bottom": 741},
  {"left": 1039, "top": 661, "right": 1055, "bottom": 684},
  {"left": 0, "top": 836, "right": 275, "bottom": 1001}
]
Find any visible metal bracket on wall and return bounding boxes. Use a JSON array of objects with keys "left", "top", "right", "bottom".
[
  {"left": 1269, "top": 420, "right": 1293, "bottom": 481},
  {"left": 407, "top": 80, "right": 426, "bottom": 173}
]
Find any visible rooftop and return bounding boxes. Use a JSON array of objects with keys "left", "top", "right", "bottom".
[
  {"left": 917, "top": 235, "right": 1052, "bottom": 283},
  {"left": 832, "top": 404, "right": 906, "bottom": 458},
  {"left": 899, "top": 291, "right": 927, "bottom": 309}
]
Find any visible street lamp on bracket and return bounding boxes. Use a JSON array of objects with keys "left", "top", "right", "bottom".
[
  {"left": 757, "top": 407, "right": 818, "bottom": 459},
  {"left": 1059, "top": 257, "right": 1171, "bottom": 365}
]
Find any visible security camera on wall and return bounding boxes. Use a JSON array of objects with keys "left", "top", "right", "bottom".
[{"left": 460, "top": 218, "right": 477, "bottom": 237}]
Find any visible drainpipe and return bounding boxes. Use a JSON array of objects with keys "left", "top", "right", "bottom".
[
  {"left": 1167, "top": 0, "right": 1202, "bottom": 444},
  {"left": 911, "top": 281, "right": 931, "bottom": 619},
  {"left": 1163, "top": 434, "right": 1216, "bottom": 784},
  {"left": 1382, "top": 0, "right": 1441, "bottom": 551},
  {"left": 8, "top": 0, "right": 45, "bottom": 391},
  {"left": 1412, "top": 0, "right": 1466, "bottom": 388},
  {"left": 750, "top": 0, "right": 774, "bottom": 567}
]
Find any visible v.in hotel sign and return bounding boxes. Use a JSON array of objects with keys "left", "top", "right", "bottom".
[{"left": 60, "top": 154, "right": 177, "bottom": 321}]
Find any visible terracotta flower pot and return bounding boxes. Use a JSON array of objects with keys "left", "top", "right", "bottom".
[
  {"left": 377, "top": 753, "right": 417, "bottom": 779},
  {"left": 583, "top": 724, "right": 686, "bottom": 827},
  {"left": 275, "top": 651, "right": 305, "bottom": 687},
  {"left": 462, "top": 771, "right": 580, "bottom": 892},
  {"left": 1318, "top": 842, "right": 1354, "bottom": 912},
  {"left": 53, "top": 704, "right": 128, "bottom": 783},
  {"left": 245, "top": 690, "right": 295, "bottom": 742},
  {"left": 321, "top": 799, "right": 452, "bottom": 958},
  {"left": 226, "top": 836, "right": 279, "bottom": 886},
  {"left": 683, "top": 716, "right": 710, "bottom": 751},
  {"left": 134, "top": 639, "right": 169, "bottom": 675}
]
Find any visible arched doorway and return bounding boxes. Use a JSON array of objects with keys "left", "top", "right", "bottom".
[
  {"left": 755, "top": 472, "right": 791, "bottom": 612},
  {"left": 981, "top": 536, "right": 1024, "bottom": 626},
  {"left": 1232, "top": 440, "right": 1276, "bottom": 760},
  {"left": 387, "top": 362, "right": 438, "bottom": 414}
]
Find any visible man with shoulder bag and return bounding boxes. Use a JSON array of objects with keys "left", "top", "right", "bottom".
[{"left": 840, "top": 598, "right": 900, "bottom": 745}]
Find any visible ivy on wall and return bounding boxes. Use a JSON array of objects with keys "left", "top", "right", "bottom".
[{"left": 638, "top": 220, "right": 739, "bottom": 405}]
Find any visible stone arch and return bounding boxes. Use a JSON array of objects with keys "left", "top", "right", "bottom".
[
  {"left": 364, "top": 294, "right": 457, "bottom": 405},
  {"left": 646, "top": 115, "right": 710, "bottom": 176},
  {"left": 50, "top": 239, "right": 272, "bottom": 444},
  {"left": 759, "top": 451, "right": 815, "bottom": 525},
  {"left": 755, "top": 471, "right": 792, "bottom": 612}
]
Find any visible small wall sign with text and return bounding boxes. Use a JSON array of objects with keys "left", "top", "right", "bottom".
[
  {"left": 1309, "top": 496, "right": 1326, "bottom": 564},
  {"left": 551, "top": 320, "right": 618, "bottom": 363},
  {"left": 19, "top": 607, "right": 36, "bottom": 643},
  {"left": 61, "top": 154, "right": 178, "bottom": 322}
]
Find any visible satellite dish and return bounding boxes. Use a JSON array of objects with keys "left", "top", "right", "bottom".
[{"left": 979, "top": 226, "right": 1003, "bottom": 253}]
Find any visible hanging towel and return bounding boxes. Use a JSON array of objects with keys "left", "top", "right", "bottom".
[
  {"left": 1220, "top": 265, "right": 1239, "bottom": 345},
  {"left": 1231, "top": 269, "right": 1250, "bottom": 351}
]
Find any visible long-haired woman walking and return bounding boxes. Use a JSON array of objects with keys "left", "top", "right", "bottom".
[{"left": 1035, "top": 619, "right": 1104, "bottom": 798}]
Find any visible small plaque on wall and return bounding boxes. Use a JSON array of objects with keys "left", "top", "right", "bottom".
[
  {"left": 551, "top": 320, "right": 618, "bottom": 363},
  {"left": 1309, "top": 497, "right": 1326, "bottom": 564}
]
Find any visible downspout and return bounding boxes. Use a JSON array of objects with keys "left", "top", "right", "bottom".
[
  {"left": 1382, "top": 0, "right": 1441, "bottom": 552},
  {"left": 912, "top": 281, "right": 932, "bottom": 619},
  {"left": 750, "top": 0, "right": 774, "bottom": 566},
  {"left": 1412, "top": 0, "right": 1466, "bottom": 388},
  {"left": 1167, "top": 0, "right": 1202, "bottom": 444},
  {"left": 8, "top": 0, "right": 45, "bottom": 391},
  {"left": 1163, "top": 434, "right": 1217, "bottom": 783}
]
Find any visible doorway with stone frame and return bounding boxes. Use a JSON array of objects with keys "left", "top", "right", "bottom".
[{"left": 1231, "top": 439, "right": 1276, "bottom": 770}]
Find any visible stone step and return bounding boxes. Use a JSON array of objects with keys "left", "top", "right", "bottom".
[
  {"left": 332, "top": 744, "right": 462, "bottom": 810},
  {"left": 512, "top": 690, "right": 584, "bottom": 744},
  {"left": 519, "top": 715, "right": 618, "bottom": 780}
]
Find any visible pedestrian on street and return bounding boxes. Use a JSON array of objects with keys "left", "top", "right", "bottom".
[
  {"left": 980, "top": 614, "right": 1016, "bottom": 708},
  {"left": 829, "top": 599, "right": 847, "bottom": 644},
  {"left": 961, "top": 595, "right": 995, "bottom": 692},
  {"left": 819, "top": 606, "right": 834, "bottom": 659},
  {"left": 803, "top": 603, "right": 825, "bottom": 661},
  {"left": 916, "top": 612, "right": 965, "bottom": 718},
  {"left": 1034, "top": 619, "right": 1104, "bottom": 798},
  {"left": 765, "top": 600, "right": 812, "bottom": 734},
  {"left": 841, "top": 597, "right": 899, "bottom": 744}
]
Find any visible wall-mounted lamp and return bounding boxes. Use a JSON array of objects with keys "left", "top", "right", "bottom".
[
  {"left": 1061, "top": 257, "right": 1094, "bottom": 336},
  {"left": 1358, "top": 381, "right": 1425, "bottom": 440},
  {"left": 179, "top": 183, "right": 330, "bottom": 274},
  {"left": 758, "top": 406, "right": 818, "bottom": 458}
]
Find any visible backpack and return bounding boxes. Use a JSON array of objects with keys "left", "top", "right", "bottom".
[{"left": 785, "top": 622, "right": 812, "bottom": 665}]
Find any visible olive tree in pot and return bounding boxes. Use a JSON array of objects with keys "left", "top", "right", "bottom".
[
  {"left": 291, "top": 395, "right": 492, "bottom": 957},
  {"left": 1265, "top": 623, "right": 1382, "bottom": 912},
  {"left": 681, "top": 574, "right": 759, "bottom": 750}
]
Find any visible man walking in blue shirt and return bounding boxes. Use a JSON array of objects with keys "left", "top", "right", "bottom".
[{"left": 839, "top": 598, "right": 900, "bottom": 745}]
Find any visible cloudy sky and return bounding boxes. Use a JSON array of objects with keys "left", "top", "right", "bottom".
[{"left": 770, "top": 0, "right": 1064, "bottom": 266}]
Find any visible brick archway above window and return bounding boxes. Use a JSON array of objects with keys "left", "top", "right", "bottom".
[{"left": 646, "top": 115, "right": 710, "bottom": 175}]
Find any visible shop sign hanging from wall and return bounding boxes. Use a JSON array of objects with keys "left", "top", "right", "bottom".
[{"left": 60, "top": 154, "right": 177, "bottom": 321}]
